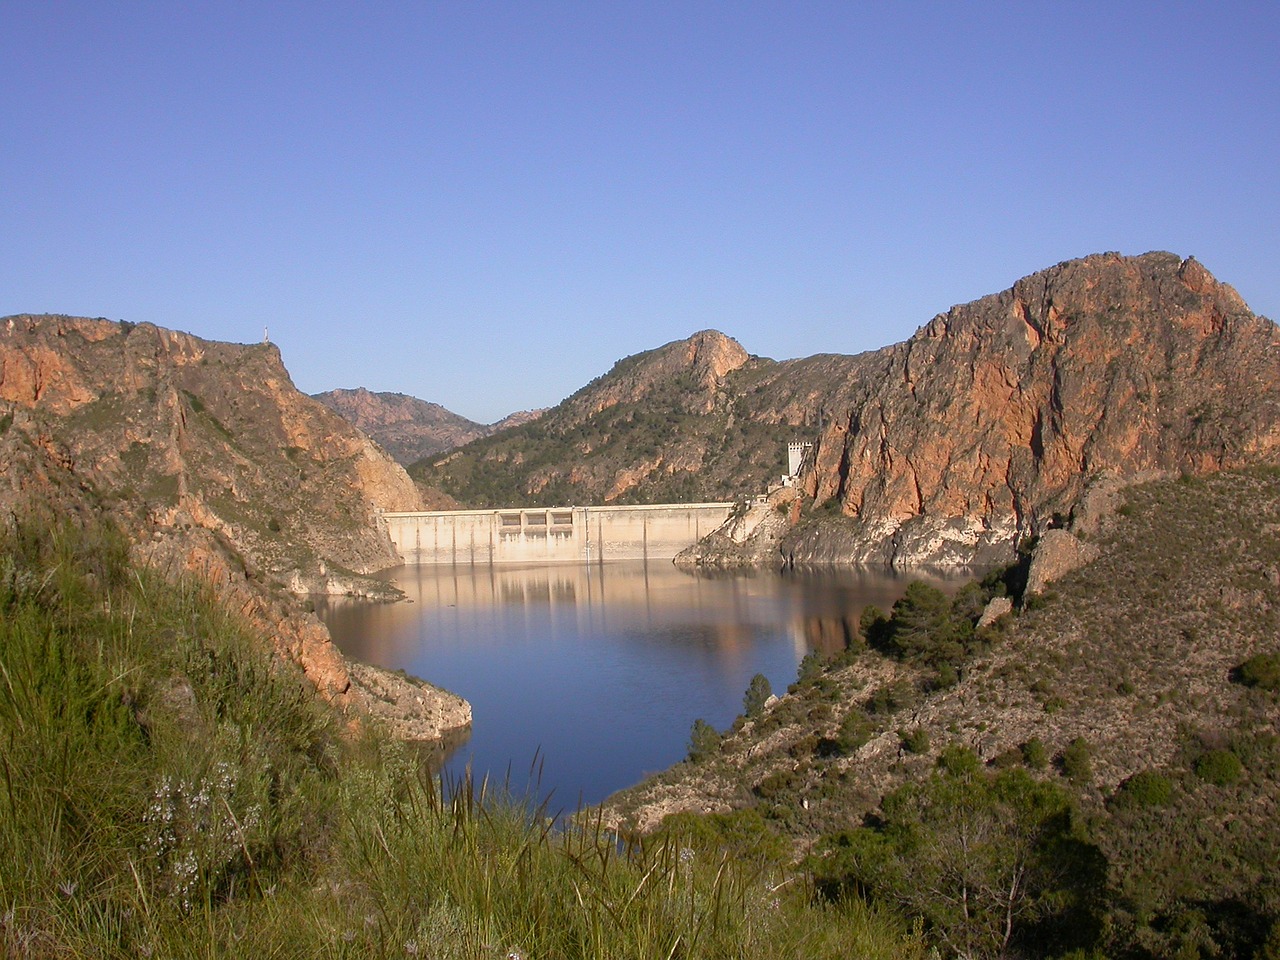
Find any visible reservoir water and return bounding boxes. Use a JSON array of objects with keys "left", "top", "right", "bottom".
[{"left": 318, "top": 561, "right": 956, "bottom": 810}]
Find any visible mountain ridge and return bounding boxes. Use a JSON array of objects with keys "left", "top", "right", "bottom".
[{"left": 412, "top": 251, "right": 1280, "bottom": 567}]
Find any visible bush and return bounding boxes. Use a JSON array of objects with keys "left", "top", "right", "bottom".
[
  {"left": 1110, "top": 770, "right": 1174, "bottom": 809},
  {"left": 1022, "top": 738, "right": 1049, "bottom": 769},
  {"left": 656, "top": 807, "right": 791, "bottom": 869},
  {"left": 865, "top": 680, "right": 917, "bottom": 716},
  {"left": 687, "top": 718, "right": 721, "bottom": 762},
  {"left": 1234, "top": 652, "right": 1280, "bottom": 691},
  {"left": 811, "top": 761, "right": 1104, "bottom": 958},
  {"left": 1194, "top": 749, "right": 1243, "bottom": 786},
  {"left": 834, "top": 711, "right": 875, "bottom": 755},
  {"left": 858, "top": 605, "right": 891, "bottom": 649},
  {"left": 888, "top": 582, "right": 969, "bottom": 663},
  {"left": 793, "top": 650, "right": 824, "bottom": 687},
  {"left": 1060, "top": 738, "right": 1094, "bottom": 783},
  {"left": 900, "top": 727, "right": 931, "bottom": 755},
  {"left": 990, "top": 746, "right": 1025, "bottom": 769},
  {"left": 743, "top": 673, "right": 772, "bottom": 718}
]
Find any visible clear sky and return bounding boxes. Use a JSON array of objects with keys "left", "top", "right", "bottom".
[{"left": 3, "top": 2, "right": 1277, "bottom": 423}]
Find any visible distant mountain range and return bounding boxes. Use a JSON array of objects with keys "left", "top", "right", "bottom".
[{"left": 312, "top": 387, "right": 542, "bottom": 467}]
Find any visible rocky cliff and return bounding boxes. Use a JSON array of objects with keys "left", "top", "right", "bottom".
[
  {"left": 0, "top": 316, "right": 424, "bottom": 582},
  {"left": 0, "top": 315, "right": 469, "bottom": 740},
  {"left": 684, "top": 252, "right": 1280, "bottom": 566}
]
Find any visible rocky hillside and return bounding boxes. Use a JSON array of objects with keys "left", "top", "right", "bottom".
[
  {"left": 417, "top": 254, "right": 1280, "bottom": 565},
  {"left": 605, "top": 466, "right": 1280, "bottom": 955},
  {"left": 313, "top": 386, "right": 543, "bottom": 466},
  {"left": 414, "top": 329, "right": 801, "bottom": 506},
  {"left": 615, "top": 469, "right": 1280, "bottom": 831},
  {"left": 0, "top": 315, "right": 469, "bottom": 741},
  {"left": 673, "top": 252, "right": 1280, "bottom": 567}
]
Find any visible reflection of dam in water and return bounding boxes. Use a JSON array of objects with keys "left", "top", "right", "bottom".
[
  {"left": 385, "top": 562, "right": 911, "bottom": 663},
  {"left": 319, "top": 561, "right": 964, "bottom": 806}
]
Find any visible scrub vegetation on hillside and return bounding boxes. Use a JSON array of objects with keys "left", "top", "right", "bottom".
[
  {"left": 413, "top": 347, "right": 795, "bottom": 508},
  {"left": 0, "top": 514, "right": 922, "bottom": 959},
  {"left": 606, "top": 468, "right": 1280, "bottom": 959}
]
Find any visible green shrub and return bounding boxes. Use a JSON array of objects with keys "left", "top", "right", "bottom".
[
  {"left": 1234, "top": 652, "right": 1280, "bottom": 691},
  {"left": 1110, "top": 770, "right": 1174, "bottom": 809},
  {"left": 990, "top": 745, "right": 1025, "bottom": 769},
  {"left": 687, "top": 718, "right": 721, "bottom": 762},
  {"left": 1021, "top": 738, "right": 1049, "bottom": 769},
  {"left": 743, "top": 672, "right": 772, "bottom": 718},
  {"left": 834, "top": 711, "right": 875, "bottom": 755},
  {"left": 656, "top": 807, "right": 791, "bottom": 869},
  {"left": 900, "top": 727, "right": 931, "bottom": 755},
  {"left": 1194, "top": 749, "right": 1243, "bottom": 786},
  {"left": 858, "top": 604, "right": 891, "bottom": 648},
  {"left": 753, "top": 768, "right": 795, "bottom": 799},
  {"left": 811, "top": 761, "right": 1103, "bottom": 958},
  {"left": 1060, "top": 738, "right": 1094, "bottom": 783},
  {"left": 887, "top": 582, "right": 970, "bottom": 663},
  {"left": 865, "top": 680, "right": 916, "bottom": 715},
  {"left": 789, "top": 734, "right": 820, "bottom": 759},
  {"left": 926, "top": 662, "right": 959, "bottom": 691},
  {"left": 793, "top": 650, "right": 824, "bottom": 687}
]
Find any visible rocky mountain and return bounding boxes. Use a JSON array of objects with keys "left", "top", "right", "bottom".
[
  {"left": 313, "top": 386, "right": 544, "bottom": 466},
  {"left": 422, "top": 252, "right": 1280, "bottom": 566},
  {"left": 773, "top": 251, "right": 1280, "bottom": 567},
  {"left": 0, "top": 315, "right": 468, "bottom": 741},
  {"left": 414, "top": 329, "right": 801, "bottom": 506}
]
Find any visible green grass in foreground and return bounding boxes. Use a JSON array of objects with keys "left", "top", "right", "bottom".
[{"left": 0, "top": 515, "right": 919, "bottom": 959}]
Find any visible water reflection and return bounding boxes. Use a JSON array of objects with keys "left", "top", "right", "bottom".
[{"left": 317, "top": 561, "right": 962, "bottom": 807}]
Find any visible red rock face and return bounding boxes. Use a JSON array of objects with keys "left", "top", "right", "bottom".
[
  {"left": 0, "top": 314, "right": 422, "bottom": 579},
  {"left": 787, "top": 252, "right": 1280, "bottom": 565},
  {"left": 0, "top": 314, "right": 456, "bottom": 728}
]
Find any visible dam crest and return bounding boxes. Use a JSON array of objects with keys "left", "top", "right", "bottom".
[{"left": 383, "top": 502, "right": 735, "bottom": 565}]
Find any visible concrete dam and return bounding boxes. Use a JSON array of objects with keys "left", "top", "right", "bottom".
[{"left": 383, "top": 502, "right": 734, "bottom": 565}]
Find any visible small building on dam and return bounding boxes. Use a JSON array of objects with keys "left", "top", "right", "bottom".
[{"left": 383, "top": 502, "right": 735, "bottom": 565}]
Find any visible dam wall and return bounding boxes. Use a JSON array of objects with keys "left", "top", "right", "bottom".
[{"left": 383, "top": 502, "right": 735, "bottom": 565}]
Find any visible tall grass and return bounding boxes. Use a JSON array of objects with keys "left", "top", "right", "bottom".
[{"left": 0, "top": 514, "right": 919, "bottom": 958}]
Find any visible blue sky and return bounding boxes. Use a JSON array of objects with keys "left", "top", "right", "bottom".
[{"left": 3, "top": 2, "right": 1277, "bottom": 422}]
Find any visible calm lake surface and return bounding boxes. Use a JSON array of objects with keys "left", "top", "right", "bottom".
[{"left": 318, "top": 561, "right": 958, "bottom": 809}]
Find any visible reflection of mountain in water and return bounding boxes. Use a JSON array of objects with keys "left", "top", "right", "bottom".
[
  {"left": 801, "top": 616, "right": 861, "bottom": 658},
  {"left": 316, "top": 561, "right": 971, "bottom": 806},
  {"left": 320, "top": 561, "right": 967, "bottom": 682}
]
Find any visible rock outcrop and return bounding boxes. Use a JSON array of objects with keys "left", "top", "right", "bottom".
[
  {"left": 684, "top": 252, "right": 1280, "bottom": 567},
  {"left": 1, "top": 316, "right": 421, "bottom": 584},
  {"left": 0, "top": 315, "right": 468, "bottom": 742},
  {"left": 564, "top": 329, "right": 749, "bottom": 418},
  {"left": 1024, "top": 529, "right": 1101, "bottom": 595},
  {"left": 674, "top": 486, "right": 801, "bottom": 569}
]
